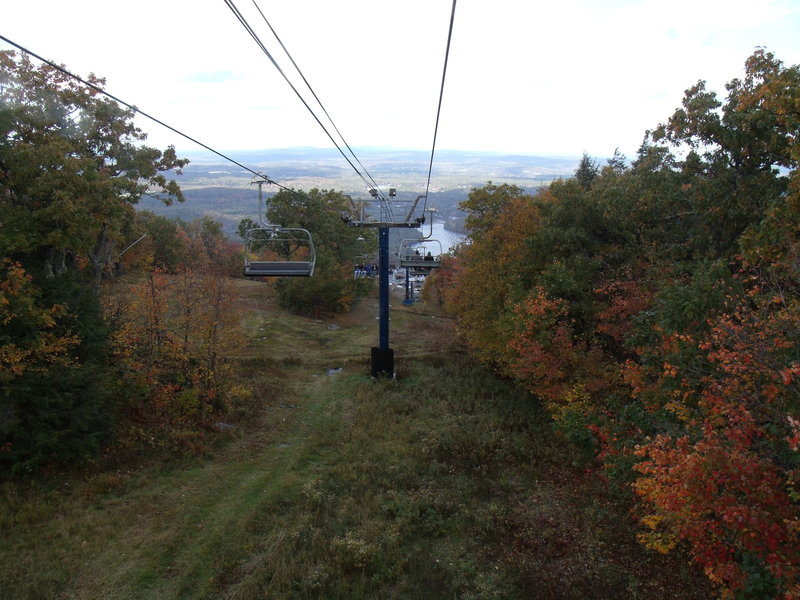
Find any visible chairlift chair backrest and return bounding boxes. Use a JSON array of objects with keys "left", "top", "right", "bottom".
[
  {"left": 243, "top": 226, "right": 316, "bottom": 277},
  {"left": 398, "top": 238, "right": 442, "bottom": 269}
]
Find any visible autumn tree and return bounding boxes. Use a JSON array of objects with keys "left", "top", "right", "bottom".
[
  {"left": 459, "top": 182, "right": 525, "bottom": 241},
  {"left": 128, "top": 210, "right": 185, "bottom": 272},
  {"left": 632, "top": 284, "right": 800, "bottom": 598},
  {"left": 259, "top": 187, "right": 375, "bottom": 316},
  {"left": 0, "top": 51, "right": 188, "bottom": 281},
  {"left": 106, "top": 221, "right": 245, "bottom": 451},
  {"left": 445, "top": 183, "right": 541, "bottom": 370},
  {"left": 439, "top": 49, "right": 800, "bottom": 598},
  {"left": 0, "top": 258, "right": 118, "bottom": 475},
  {"left": 0, "top": 260, "right": 83, "bottom": 473},
  {"left": 628, "top": 49, "right": 800, "bottom": 599},
  {"left": 603, "top": 148, "right": 627, "bottom": 174},
  {"left": 0, "top": 51, "right": 189, "bottom": 473},
  {"left": 649, "top": 49, "right": 796, "bottom": 259}
]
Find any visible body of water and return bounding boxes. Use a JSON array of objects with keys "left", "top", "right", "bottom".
[
  {"left": 392, "top": 220, "right": 465, "bottom": 264},
  {"left": 430, "top": 221, "right": 465, "bottom": 253},
  {"left": 404, "top": 221, "right": 464, "bottom": 255}
]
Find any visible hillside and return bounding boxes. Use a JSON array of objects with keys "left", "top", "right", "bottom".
[
  {"left": 0, "top": 280, "right": 710, "bottom": 599},
  {"left": 4, "top": 40, "right": 799, "bottom": 600}
]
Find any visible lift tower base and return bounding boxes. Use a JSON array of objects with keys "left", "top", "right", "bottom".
[{"left": 370, "top": 347, "right": 394, "bottom": 378}]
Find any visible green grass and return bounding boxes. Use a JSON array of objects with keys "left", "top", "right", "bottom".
[{"left": 0, "top": 283, "right": 711, "bottom": 599}]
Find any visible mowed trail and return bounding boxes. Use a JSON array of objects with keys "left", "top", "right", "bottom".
[{"left": 1, "top": 281, "right": 710, "bottom": 599}]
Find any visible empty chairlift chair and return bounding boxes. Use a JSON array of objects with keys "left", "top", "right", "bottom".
[{"left": 243, "top": 226, "right": 316, "bottom": 277}]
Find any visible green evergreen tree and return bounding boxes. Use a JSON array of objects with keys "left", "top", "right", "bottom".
[{"left": 574, "top": 152, "right": 599, "bottom": 189}]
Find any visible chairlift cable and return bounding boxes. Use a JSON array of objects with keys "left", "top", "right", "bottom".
[
  {"left": 0, "top": 34, "right": 337, "bottom": 212},
  {"left": 222, "top": 0, "right": 382, "bottom": 200},
  {"left": 0, "top": 34, "right": 269, "bottom": 184},
  {"left": 422, "top": 0, "right": 458, "bottom": 209},
  {"left": 247, "top": 0, "right": 383, "bottom": 196},
  {"left": 225, "top": 0, "right": 397, "bottom": 222}
]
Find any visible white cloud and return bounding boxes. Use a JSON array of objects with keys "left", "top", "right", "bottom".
[{"left": 2, "top": 0, "right": 799, "bottom": 159}]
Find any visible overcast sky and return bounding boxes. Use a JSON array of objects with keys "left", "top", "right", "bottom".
[{"left": 3, "top": 0, "right": 800, "bottom": 161}]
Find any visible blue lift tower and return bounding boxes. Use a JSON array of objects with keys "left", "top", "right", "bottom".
[{"left": 342, "top": 189, "right": 424, "bottom": 378}]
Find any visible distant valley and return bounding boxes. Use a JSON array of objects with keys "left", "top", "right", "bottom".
[{"left": 138, "top": 147, "right": 582, "bottom": 237}]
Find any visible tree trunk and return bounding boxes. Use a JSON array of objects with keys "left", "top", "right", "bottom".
[
  {"left": 90, "top": 224, "right": 114, "bottom": 282},
  {"left": 43, "top": 247, "right": 67, "bottom": 279}
]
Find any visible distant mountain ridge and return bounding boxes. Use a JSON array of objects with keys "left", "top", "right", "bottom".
[
  {"left": 177, "top": 147, "right": 581, "bottom": 188},
  {"left": 139, "top": 147, "right": 582, "bottom": 237}
]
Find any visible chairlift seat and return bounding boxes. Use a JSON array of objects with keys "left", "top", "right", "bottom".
[
  {"left": 399, "top": 257, "right": 442, "bottom": 269},
  {"left": 398, "top": 238, "right": 443, "bottom": 269},
  {"left": 243, "top": 226, "right": 316, "bottom": 278},
  {"left": 244, "top": 260, "right": 315, "bottom": 277}
]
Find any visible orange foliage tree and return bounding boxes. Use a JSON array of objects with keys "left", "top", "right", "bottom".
[
  {"left": 633, "top": 289, "right": 800, "bottom": 598},
  {"left": 105, "top": 223, "right": 245, "bottom": 452},
  {"left": 0, "top": 260, "right": 77, "bottom": 384},
  {"left": 439, "top": 50, "right": 800, "bottom": 598},
  {"left": 444, "top": 183, "right": 541, "bottom": 371}
]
